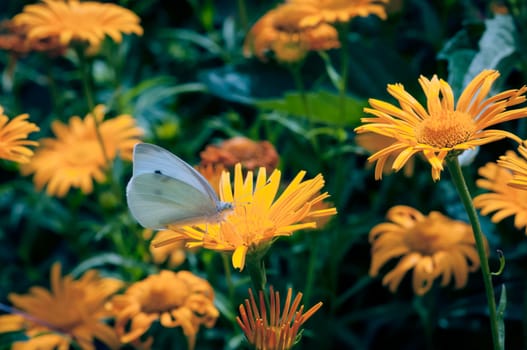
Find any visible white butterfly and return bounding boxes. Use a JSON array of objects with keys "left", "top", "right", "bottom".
[{"left": 126, "top": 143, "right": 233, "bottom": 229}]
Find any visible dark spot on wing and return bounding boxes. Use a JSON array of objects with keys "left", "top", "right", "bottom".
[{"left": 155, "top": 170, "right": 162, "bottom": 174}]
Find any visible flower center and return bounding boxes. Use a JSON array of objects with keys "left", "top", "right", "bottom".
[
  {"left": 404, "top": 212, "right": 463, "bottom": 255},
  {"left": 415, "top": 111, "right": 476, "bottom": 148}
]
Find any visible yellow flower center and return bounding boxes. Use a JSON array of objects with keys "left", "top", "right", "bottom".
[
  {"left": 415, "top": 111, "right": 475, "bottom": 148},
  {"left": 404, "top": 212, "right": 464, "bottom": 255}
]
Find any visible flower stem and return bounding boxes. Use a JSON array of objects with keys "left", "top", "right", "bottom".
[
  {"left": 236, "top": 0, "right": 249, "bottom": 32},
  {"left": 222, "top": 253, "right": 235, "bottom": 303},
  {"left": 245, "top": 254, "right": 267, "bottom": 293},
  {"left": 445, "top": 156, "right": 501, "bottom": 350},
  {"left": 77, "top": 48, "right": 110, "bottom": 166},
  {"left": 337, "top": 22, "right": 350, "bottom": 120}
]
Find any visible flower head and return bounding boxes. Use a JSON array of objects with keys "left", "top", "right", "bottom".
[
  {"left": 236, "top": 287, "right": 323, "bottom": 350},
  {"left": 497, "top": 141, "right": 527, "bottom": 191},
  {"left": 0, "top": 263, "right": 123, "bottom": 350},
  {"left": 106, "top": 270, "right": 218, "bottom": 350},
  {"left": 244, "top": 3, "right": 340, "bottom": 63},
  {"left": 473, "top": 152, "right": 527, "bottom": 233},
  {"left": 200, "top": 136, "right": 280, "bottom": 173},
  {"left": 289, "top": 0, "right": 390, "bottom": 27},
  {"left": 13, "top": 0, "right": 143, "bottom": 52},
  {"left": 0, "top": 106, "right": 39, "bottom": 164},
  {"left": 354, "top": 69, "right": 527, "bottom": 181},
  {"left": 21, "top": 105, "right": 143, "bottom": 197},
  {"left": 154, "top": 164, "right": 337, "bottom": 270},
  {"left": 369, "top": 205, "right": 486, "bottom": 295}
]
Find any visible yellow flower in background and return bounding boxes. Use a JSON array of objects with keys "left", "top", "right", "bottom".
[
  {"left": 236, "top": 286, "right": 323, "bottom": 350},
  {"left": 497, "top": 141, "right": 527, "bottom": 191},
  {"left": 354, "top": 70, "right": 527, "bottom": 181},
  {"left": 355, "top": 132, "right": 415, "bottom": 177},
  {"left": 13, "top": 0, "right": 143, "bottom": 52},
  {"left": 0, "top": 263, "right": 123, "bottom": 350},
  {"left": 369, "top": 205, "right": 485, "bottom": 295},
  {"left": 474, "top": 159, "right": 527, "bottom": 233},
  {"left": 0, "top": 106, "right": 39, "bottom": 164},
  {"left": 21, "top": 105, "right": 142, "bottom": 197},
  {"left": 244, "top": 3, "right": 340, "bottom": 63},
  {"left": 107, "top": 270, "right": 218, "bottom": 350},
  {"left": 154, "top": 164, "right": 337, "bottom": 270},
  {"left": 289, "top": 0, "right": 390, "bottom": 27}
]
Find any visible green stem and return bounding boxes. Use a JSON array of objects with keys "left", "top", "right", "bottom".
[
  {"left": 222, "top": 253, "right": 235, "bottom": 303},
  {"left": 236, "top": 0, "right": 249, "bottom": 32},
  {"left": 337, "top": 22, "right": 350, "bottom": 120},
  {"left": 77, "top": 49, "right": 110, "bottom": 166},
  {"left": 445, "top": 156, "right": 501, "bottom": 350},
  {"left": 245, "top": 253, "right": 267, "bottom": 293},
  {"left": 303, "top": 234, "right": 318, "bottom": 304}
]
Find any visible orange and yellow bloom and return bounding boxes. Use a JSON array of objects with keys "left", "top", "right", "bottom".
[
  {"left": 154, "top": 164, "right": 337, "bottom": 270},
  {"left": 369, "top": 205, "right": 485, "bottom": 295},
  {"left": 497, "top": 141, "right": 527, "bottom": 191},
  {"left": 21, "top": 105, "right": 142, "bottom": 197},
  {"left": 244, "top": 3, "right": 340, "bottom": 63},
  {"left": 236, "top": 287, "right": 323, "bottom": 350},
  {"left": 0, "top": 106, "right": 39, "bottom": 164},
  {"left": 474, "top": 151, "right": 527, "bottom": 233},
  {"left": 354, "top": 70, "right": 527, "bottom": 181},
  {"left": 290, "top": 0, "right": 390, "bottom": 27},
  {"left": 107, "top": 270, "right": 218, "bottom": 350},
  {"left": 0, "top": 263, "right": 123, "bottom": 350},
  {"left": 13, "top": 0, "right": 143, "bottom": 52}
]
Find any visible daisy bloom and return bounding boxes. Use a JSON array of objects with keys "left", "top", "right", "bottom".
[
  {"left": 497, "top": 141, "right": 527, "bottom": 191},
  {"left": 244, "top": 3, "right": 340, "bottom": 63},
  {"left": 289, "top": 0, "right": 390, "bottom": 27},
  {"left": 200, "top": 136, "right": 280, "bottom": 174},
  {"left": 0, "top": 263, "right": 123, "bottom": 350},
  {"left": 13, "top": 0, "right": 143, "bottom": 52},
  {"left": 355, "top": 132, "right": 414, "bottom": 177},
  {"left": 20, "top": 105, "right": 142, "bottom": 197},
  {"left": 0, "top": 106, "right": 39, "bottom": 164},
  {"left": 354, "top": 69, "right": 527, "bottom": 181},
  {"left": 237, "top": 286, "right": 323, "bottom": 350},
  {"left": 474, "top": 159, "right": 527, "bottom": 233},
  {"left": 154, "top": 164, "right": 337, "bottom": 271},
  {"left": 369, "top": 205, "right": 486, "bottom": 295},
  {"left": 106, "top": 270, "right": 219, "bottom": 350}
]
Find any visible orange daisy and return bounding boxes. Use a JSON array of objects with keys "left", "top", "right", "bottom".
[
  {"left": 369, "top": 205, "right": 486, "bottom": 295},
  {"left": 0, "top": 106, "right": 39, "bottom": 164},
  {"left": 354, "top": 69, "right": 527, "bottom": 181}
]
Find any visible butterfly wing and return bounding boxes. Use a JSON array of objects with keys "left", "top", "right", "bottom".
[
  {"left": 126, "top": 173, "right": 219, "bottom": 229},
  {"left": 132, "top": 143, "right": 219, "bottom": 202}
]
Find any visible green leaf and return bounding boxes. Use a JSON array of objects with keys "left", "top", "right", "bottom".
[
  {"left": 465, "top": 15, "right": 517, "bottom": 92},
  {"left": 255, "top": 91, "right": 367, "bottom": 127},
  {"left": 497, "top": 284, "right": 507, "bottom": 350}
]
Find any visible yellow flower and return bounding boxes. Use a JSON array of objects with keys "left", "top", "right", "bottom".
[
  {"left": 355, "top": 132, "right": 415, "bottom": 177},
  {"left": 154, "top": 164, "right": 337, "bottom": 270},
  {"left": 369, "top": 205, "right": 486, "bottom": 295},
  {"left": 354, "top": 70, "right": 527, "bottom": 181},
  {"left": 21, "top": 105, "right": 142, "bottom": 197},
  {"left": 0, "top": 106, "right": 39, "bottom": 164},
  {"left": 473, "top": 152, "right": 527, "bottom": 233},
  {"left": 497, "top": 141, "right": 527, "bottom": 191},
  {"left": 0, "top": 263, "right": 123, "bottom": 350},
  {"left": 13, "top": 0, "right": 143, "bottom": 52},
  {"left": 107, "top": 270, "right": 219, "bottom": 350},
  {"left": 244, "top": 3, "right": 340, "bottom": 63},
  {"left": 236, "top": 286, "right": 323, "bottom": 350},
  {"left": 289, "top": 0, "right": 390, "bottom": 27}
]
